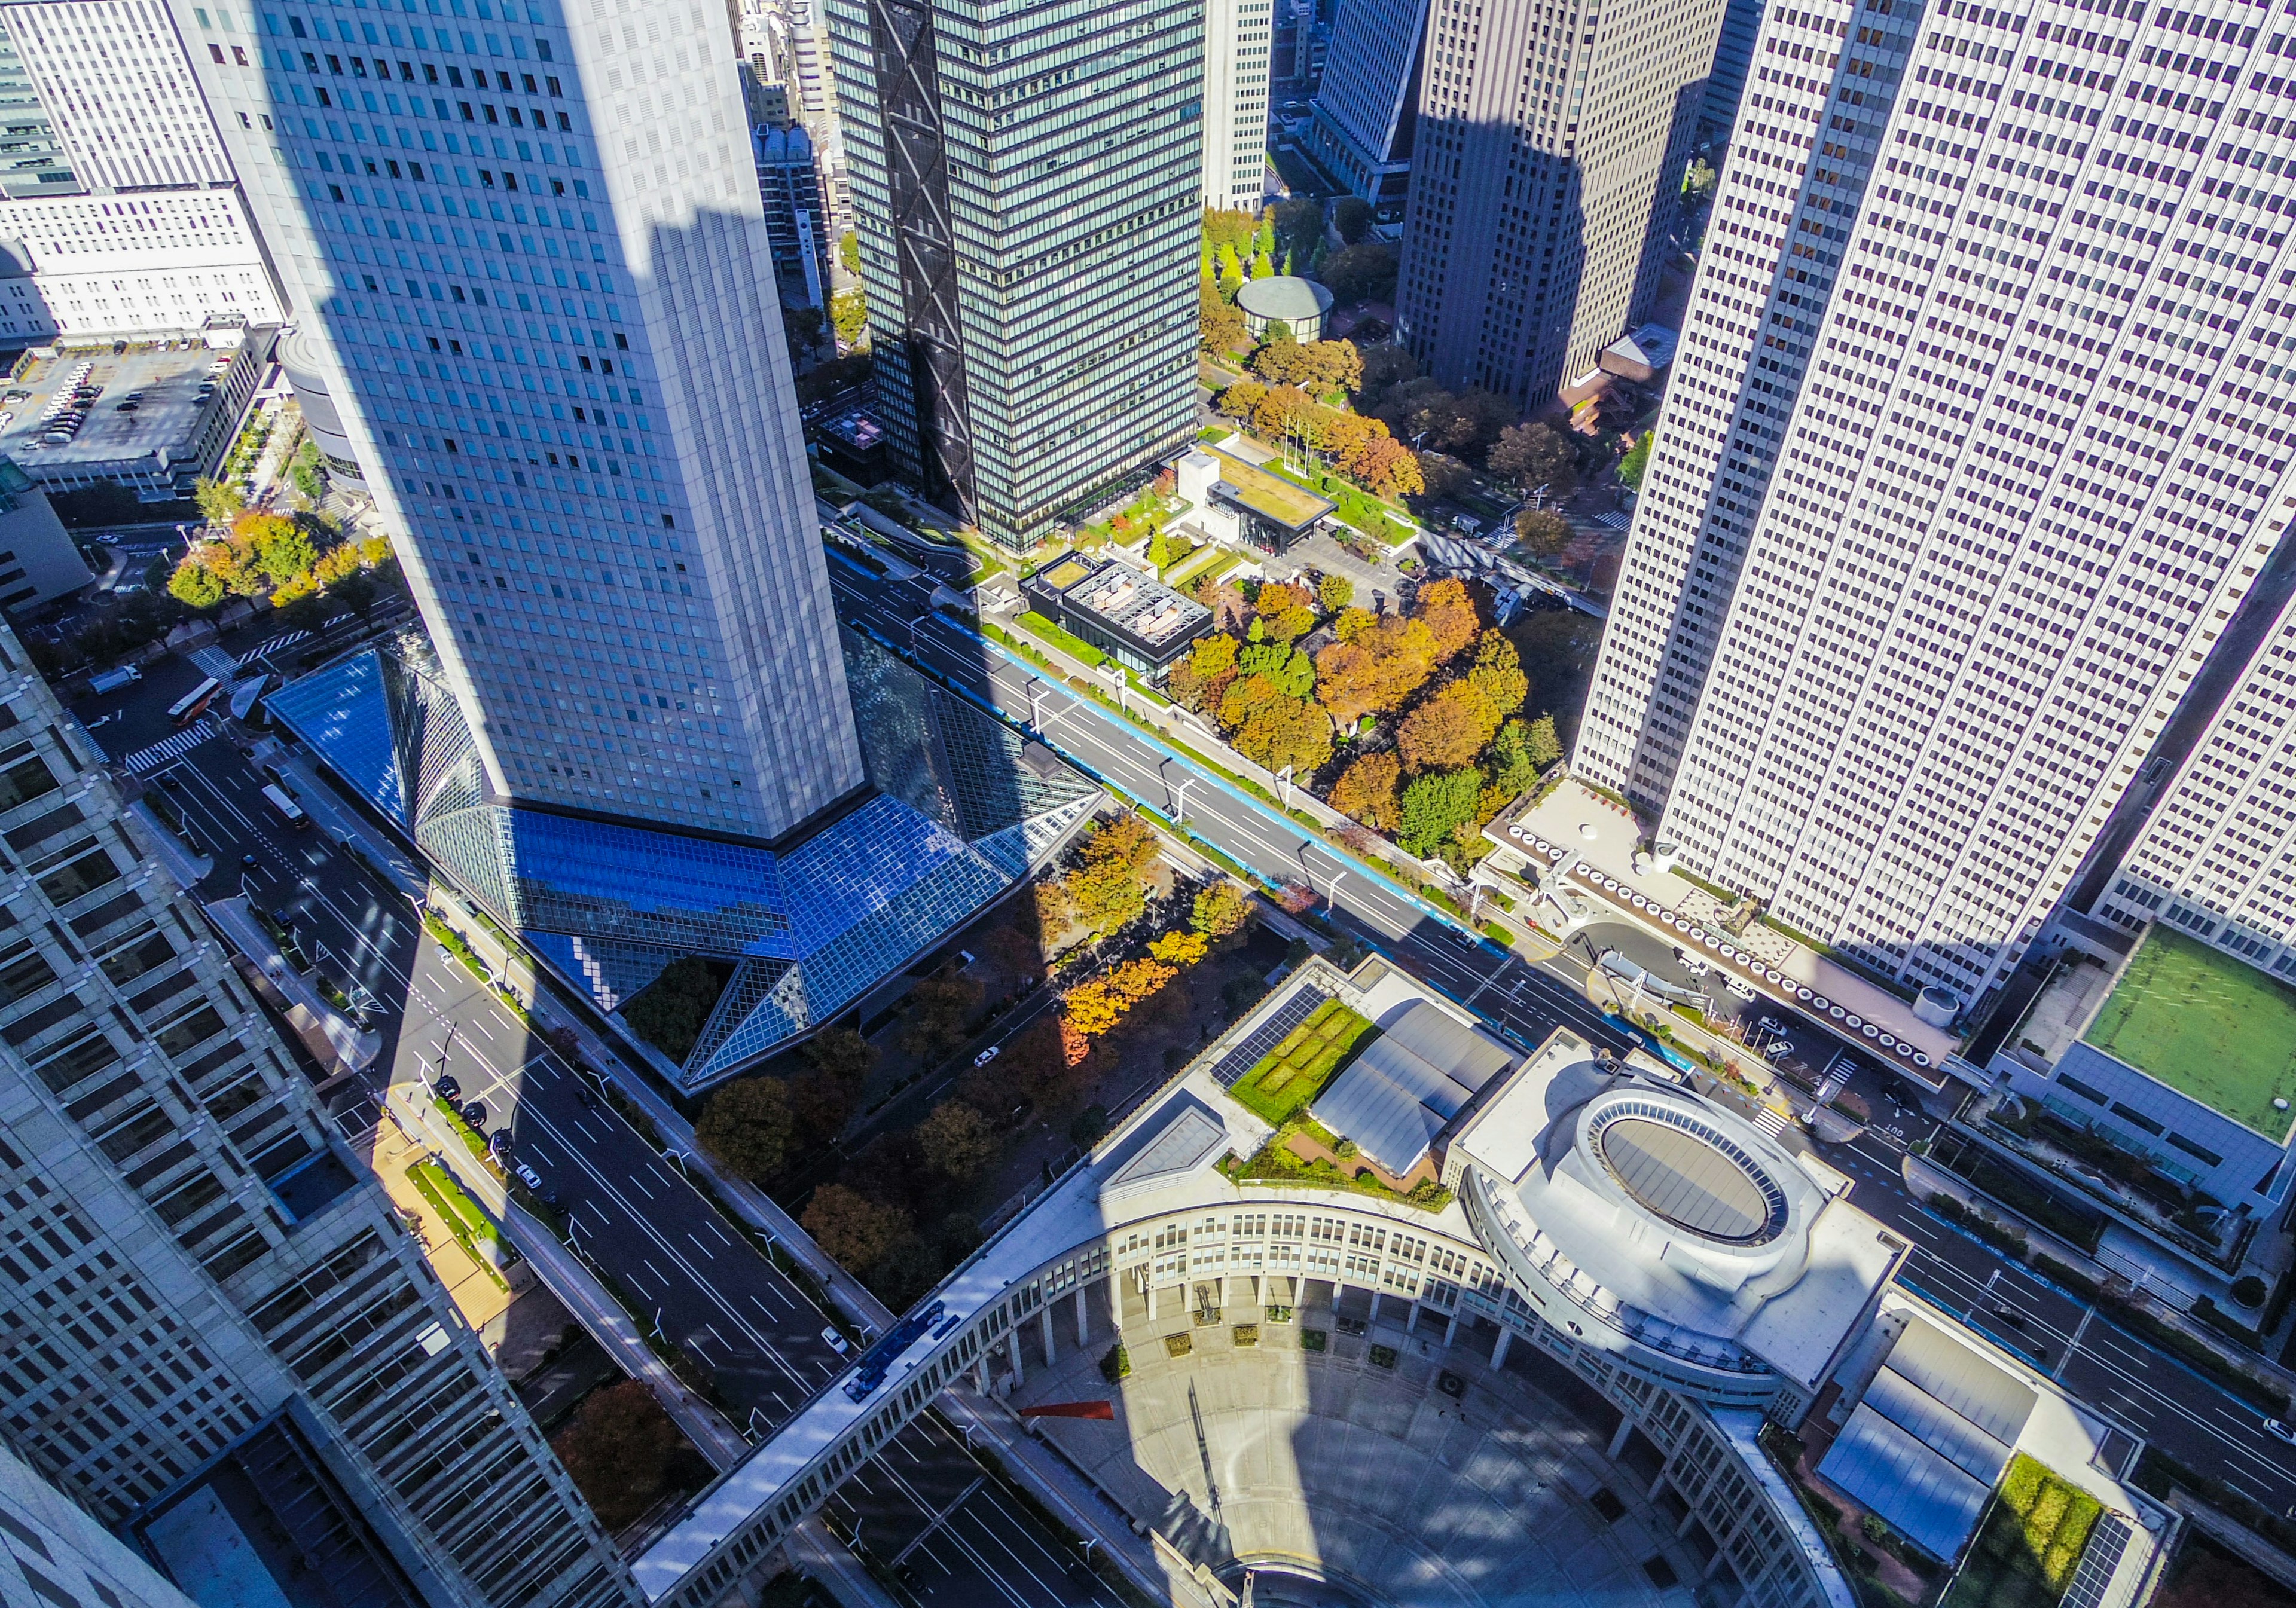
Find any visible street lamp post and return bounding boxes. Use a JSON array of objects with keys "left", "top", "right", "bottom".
[
  {"left": 1027, "top": 680, "right": 1049, "bottom": 732},
  {"left": 1170, "top": 775, "right": 1190, "bottom": 825}
]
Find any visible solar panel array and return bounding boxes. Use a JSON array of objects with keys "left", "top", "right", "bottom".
[
  {"left": 1210, "top": 987, "right": 1331, "bottom": 1087},
  {"left": 2060, "top": 1512, "right": 2132, "bottom": 1608}
]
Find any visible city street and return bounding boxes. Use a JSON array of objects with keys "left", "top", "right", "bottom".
[
  {"left": 828, "top": 552, "right": 2296, "bottom": 1518},
  {"left": 72, "top": 635, "right": 1129, "bottom": 1602}
]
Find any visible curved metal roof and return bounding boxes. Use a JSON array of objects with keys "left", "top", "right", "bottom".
[{"left": 1235, "top": 276, "right": 1336, "bottom": 320}]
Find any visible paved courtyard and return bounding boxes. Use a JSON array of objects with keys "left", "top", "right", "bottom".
[{"left": 1010, "top": 1277, "right": 1700, "bottom": 1606}]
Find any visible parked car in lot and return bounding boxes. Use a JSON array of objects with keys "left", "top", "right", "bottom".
[
  {"left": 821, "top": 1326, "right": 851, "bottom": 1356},
  {"left": 514, "top": 1163, "right": 543, "bottom": 1190},
  {"left": 433, "top": 1073, "right": 462, "bottom": 1102},
  {"left": 459, "top": 1100, "right": 487, "bottom": 1129}
]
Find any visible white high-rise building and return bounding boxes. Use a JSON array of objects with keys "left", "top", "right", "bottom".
[
  {"left": 1203, "top": 0, "right": 1271, "bottom": 209},
  {"left": 1576, "top": 0, "right": 2295, "bottom": 1013},
  {"left": 2099, "top": 589, "right": 2296, "bottom": 978},
  {"left": 173, "top": 0, "right": 866, "bottom": 840},
  {"left": 0, "top": 0, "right": 283, "bottom": 338}
]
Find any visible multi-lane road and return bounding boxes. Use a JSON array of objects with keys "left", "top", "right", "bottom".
[
  {"left": 77, "top": 633, "right": 1124, "bottom": 1606},
  {"left": 829, "top": 549, "right": 2296, "bottom": 1518}
]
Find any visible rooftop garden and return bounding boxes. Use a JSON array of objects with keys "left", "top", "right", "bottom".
[
  {"left": 1228, "top": 998, "right": 1376, "bottom": 1124},
  {"left": 1942, "top": 1454, "right": 2103, "bottom": 1608},
  {"left": 2083, "top": 926, "right": 2296, "bottom": 1140}
]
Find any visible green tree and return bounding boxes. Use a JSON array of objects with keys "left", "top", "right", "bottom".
[
  {"left": 1489, "top": 421, "right": 1578, "bottom": 494},
  {"left": 782, "top": 304, "right": 826, "bottom": 355},
  {"left": 1487, "top": 719, "right": 1541, "bottom": 796},
  {"left": 251, "top": 521, "right": 316, "bottom": 586},
  {"left": 1199, "top": 283, "right": 1248, "bottom": 353},
  {"left": 802, "top": 1184, "right": 911, "bottom": 1272},
  {"left": 1515, "top": 506, "right": 1573, "bottom": 558},
  {"left": 1317, "top": 573, "right": 1355, "bottom": 612},
  {"left": 1683, "top": 158, "right": 1718, "bottom": 201},
  {"left": 289, "top": 440, "right": 325, "bottom": 505},
  {"left": 900, "top": 973, "right": 982, "bottom": 1062},
  {"left": 551, "top": 1380, "right": 682, "bottom": 1531},
  {"left": 1616, "top": 430, "right": 1654, "bottom": 491},
  {"left": 1332, "top": 195, "right": 1373, "bottom": 244},
  {"left": 831, "top": 286, "right": 869, "bottom": 348},
  {"left": 695, "top": 1077, "right": 795, "bottom": 1181},
  {"left": 1251, "top": 249, "right": 1275, "bottom": 279},
  {"left": 838, "top": 228, "right": 862, "bottom": 274},
  {"left": 804, "top": 1025, "right": 877, "bottom": 1084},
  {"left": 1398, "top": 767, "right": 1485, "bottom": 857},
  {"left": 1522, "top": 711, "right": 1563, "bottom": 768},
  {"left": 1216, "top": 242, "right": 1245, "bottom": 296},
  {"left": 194, "top": 477, "right": 243, "bottom": 527},
  {"left": 917, "top": 1100, "right": 997, "bottom": 1181},
  {"left": 621, "top": 957, "right": 725, "bottom": 1063},
  {"left": 167, "top": 558, "right": 225, "bottom": 609},
  {"left": 1320, "top": 241, "right": 1398, "bottom": 304},
  {"left": 1467, "top": 629, "right": 1529, "bottom": 719},
  {"left": 1201, "top": 204, "right": 1257, "bottom": 255}
]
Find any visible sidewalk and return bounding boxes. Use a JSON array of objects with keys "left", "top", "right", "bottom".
[
  {"left": 386, "top": 1080, "right": 749, "bottom": 1471},
  {"left": 203, "top": 894, "right": 378, "bottom": 1072},
  {"left": 126, "top": 799, "right": 211, "bottom": 891},
  {"left": 1904, "top": 1151, "right": 2296, "bottom": 1405}
]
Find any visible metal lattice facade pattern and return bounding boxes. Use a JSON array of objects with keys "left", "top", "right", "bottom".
[
  {"left": 1395, "top": 0, "right": 1727, "bottom": 405},
  {"left": 0, "top": 624, "right": 636, "bottom": 1607},
  {"left": 827, "top": 0, "right": 1203, "bottom": 551},
  {"left": 1577, "top": 0, "right": 2296, "bottom": 1007},
  {"left": 271, "top": 628, "right": 1100, "bottom": 1089},
  {"left": 174, "top": 0, "right": 866, "bottom": 841}
]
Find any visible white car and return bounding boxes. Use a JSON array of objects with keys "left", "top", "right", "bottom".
[
  {"left": 821, "top": 1326, "right": 851, "bottom": 1357},
  {"left": 514, "top": 1163, "right": 543, "bottom": 1190},
  {"left": 2266, "top": 1417, "right": 2296, "bottom": 1446},
  {"left": 1723, "top": 975, "right": 1757, "bottom": 1002},
  {"left": 973, "top": 1044, "right": 1000, "bottom": 1066}
]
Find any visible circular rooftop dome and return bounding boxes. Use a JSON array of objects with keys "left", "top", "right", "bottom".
[
  {"left": 1587, "top": 1096, "right": 1790, "bottom": 1246},
  {"left": 1235, "top": 275, "right": 1336, "bottom": 323}
]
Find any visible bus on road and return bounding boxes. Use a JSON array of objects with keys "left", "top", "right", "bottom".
[
  {"left": 165, "top": 676, "right": 221, "bottom": 724},
  {"left": 259, "top": 783, "right": 309, "bottom": 828}
]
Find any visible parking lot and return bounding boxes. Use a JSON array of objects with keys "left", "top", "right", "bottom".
[{"left": 0, "top": 339, "right": 249, "bottom": 482}]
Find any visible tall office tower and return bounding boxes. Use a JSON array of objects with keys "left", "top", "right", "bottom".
[
  {"left": 1577, "top": 0, "right": 2296, "bottom": 1011},
  {"left": 0, "top": 16, "right": 77, "bottom": 198},
  {"left": 1302, "top": 0, "right": 1424, "bottom": 219},
  {"left": 1203, "top": 0, "right": 1272, "bottom": 208},
  {"left": 744, "top": 65, "right": 832, "bottom": 310},
  {"left": 0, "top": 623, "right": 634, "bottom": 1606},
  {"left": 2099, "top": 590, "right": 2296, "bottom": 977},
  {"left": 175, "top": 0, "right": 866, "bottom": 841},
  {"left": 0, "top": 1440, "right": 201, "bottom": 1608},
  {"left": 1702, "top": 0, "right": 1764, "bottom": 144},
  {"left": 1394, "top": 0, "right": 1725, "bottom": 404},
  {"left": 828, "top": 0, "right": 1201, "bottom": 552},
  {"left": 739, "top": 0, "right": 848, "bottom": 233}
]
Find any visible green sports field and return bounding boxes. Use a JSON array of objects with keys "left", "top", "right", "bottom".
[{"left": 2082, "top": 927, "right": 2296, "bottom": 1141}]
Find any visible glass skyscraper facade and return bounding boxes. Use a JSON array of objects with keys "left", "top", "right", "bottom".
[
  {"left": 826, "top": 0, "right": 1202, "bottom": 551},
  {"left": 173, "top": 0, "right": 866, "bottom": 843}
]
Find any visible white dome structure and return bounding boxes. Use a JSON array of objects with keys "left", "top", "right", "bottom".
[{"left": 1235, "top": 274, "right": 1336, "bottom": 342}]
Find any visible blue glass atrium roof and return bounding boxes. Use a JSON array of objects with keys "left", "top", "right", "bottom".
[{"left": 270, "top": 628, "right": 1100, "bottom": 1089}]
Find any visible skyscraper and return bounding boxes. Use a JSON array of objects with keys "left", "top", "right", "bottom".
[
  {"left": 1204, "top": 0, "right": 1272, "bottom": 209},
  {"left": 1576, "top": 0, "right": 2294, "bottom": 1012},
  {"left": 0, "top": 1440, "right": 201, "bottom": 1608},
  {"left": 828, "top": 0, "right": 1202, "bottom": 551},
  {"left": 176, "top": 0, "right": 1103, "bottom": 1091},
  {"left": 175, "top": 0, "right": 865, "bottom": 841},
  {"left": 1394, "top": 0, "right": 1726, "bottom": 403},
  {"left": 1302, "top": 0, "right": 1425, "bottom": 218},
  {"left": 0, "top": 619, "right": 633, "bottom": 1606},
  {"left": 2099, "top": 588, "right": 2296, "bottom": 978},
  {"left": 745, "top": 64, "right": 832, "bottom": 310}
]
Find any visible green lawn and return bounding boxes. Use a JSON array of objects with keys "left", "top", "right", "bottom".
[
  {"left": 2082, "top": 927, "right": 2296, "bottom": 1140},
  {"left": 1942, "top": 1454, "right": 2103, "bottom": 1608},
  {"left": 1015, "top": 610, "right": 1107, "bottom": 668},
  {"left": 1229, "top": 999, "right": 1376, "bottom": 1124}
]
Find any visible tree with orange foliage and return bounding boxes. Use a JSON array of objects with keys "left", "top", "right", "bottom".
[
  {"left": 1147, "top": 928, "right": 1210, "bottom": 966},
  {"left": 1413, "top": 577, "right": 1480, "bottom": 663},
  {"left": 1396, "top": 679, "right": 1501, "bottom": 771},
  {"left": 1344, "top": 435, "right": 1424, "bottom": 497},
  {"left": 1314, "top": 613, "right": 1439, "bottom": 724},
  {"left": 1329, "top": 751, "right": 1403, "bottom": 830}
]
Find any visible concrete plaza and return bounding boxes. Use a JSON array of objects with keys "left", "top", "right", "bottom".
[{"left": 1010, "top": 1274, "right": 1700, "bottom": 1606}]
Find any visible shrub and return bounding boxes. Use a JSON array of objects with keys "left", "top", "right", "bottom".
[
  {"left": 552, "top": 1381, "right": 686, "bottom": 1531},
  {"left": 2233, "top": 1275, "right": 2269, "bottom": 1309}
]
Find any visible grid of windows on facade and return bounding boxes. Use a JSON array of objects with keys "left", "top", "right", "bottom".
[
  {"left": 2102, "top": 602, "right": 2296, "bottom": 970},
  {"left": 7, "top": 0, "right": 233, "bottom": 191},
  {"left": 1578, "top": 0, "right": 2296, "bottom": 1005},
  {"left": 1397, "top": 0, "right": 1726, "bottom": 404},
  {"left": 184, "top": 5, "right": 793, "bottom": 829},
  {"left": 0, "top": 639, "right": 635, "bottom": 1606},
  {"left": 825, "top": 0, "right": 1202, "bottom": 549}
]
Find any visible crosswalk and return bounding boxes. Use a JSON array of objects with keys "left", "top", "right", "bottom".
[
  {"left": 123, "top": 720, "right": 216, "bottom": 774},
  {"left": 189, "top": 646, "right": 239, "bottom": 681},
  {"left": 236, "top": 629, "right": 309, "bottom": 668},
  {"left": 1749, "top": 1103, "right": 1790, "bottom": 1138}
]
